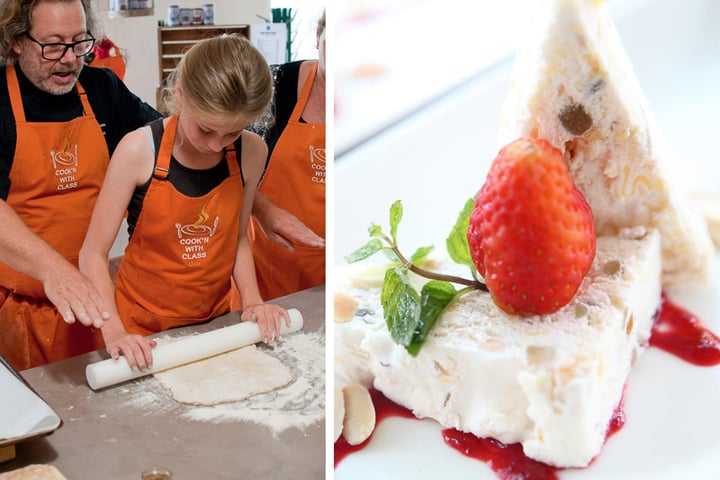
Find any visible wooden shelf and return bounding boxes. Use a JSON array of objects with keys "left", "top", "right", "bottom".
[{"left": 156, "top": 24, "right": 250, "bottom": 112}]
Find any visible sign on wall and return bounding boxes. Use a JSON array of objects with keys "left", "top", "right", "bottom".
[{"left": 250, "top": 23, "right": 288, "bottom": 65}]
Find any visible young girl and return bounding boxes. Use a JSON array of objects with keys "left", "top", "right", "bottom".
[{"left": 79, "top": 35, "right": 288, "bottom": 370}]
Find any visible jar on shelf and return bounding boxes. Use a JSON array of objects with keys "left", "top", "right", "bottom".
[
  {"left": 167, "top": 4, "right": 180, "bottom": 26},
  {"left": 202, "top": 3, "right": 214, "bottom": 24},
  {"left": 192, "top": 8, "right": 203, "bottom": 25},
  {"left": 179, "top": 8, "right": 192, "bottom": 25}
]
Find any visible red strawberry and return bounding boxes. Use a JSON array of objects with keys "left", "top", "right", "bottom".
[{"left": 467, "top": 137, "right": 596, "bottom": 316}]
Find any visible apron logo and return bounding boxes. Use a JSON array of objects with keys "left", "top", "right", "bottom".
[
  {"left": 51, "top": 132, "right": 79, "bottom": 191},
  {"left": 175, "top": 205, "right": 219, "bottom": 265},
  {"left": 309, "top": 144, "right": 325, "bottom": 184}
]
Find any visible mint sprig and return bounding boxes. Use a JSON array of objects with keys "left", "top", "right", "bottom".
[{"left": 344, "top": 199, "right": 487, "bottom": 356}]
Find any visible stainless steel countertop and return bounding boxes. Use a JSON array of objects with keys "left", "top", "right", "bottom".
[{"left": 0, "top": 286, "right": 326, "bottom": 480}]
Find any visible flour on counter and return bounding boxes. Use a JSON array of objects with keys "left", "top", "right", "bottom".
[
  {"left": 116, "top": 330, "right": 325, "bottom": 434},
  {"left": 182, "top": 330, "right": 325, "bottom": 433}
]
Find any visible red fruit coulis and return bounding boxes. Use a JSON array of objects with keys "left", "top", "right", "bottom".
[
  {"left": 441, "top": 430, "right": 561, "bottom": 480},
  {"left": 334, "top": 294, "right": 720, "bottom": 478},
  {"left": 442, "top": 397, "right": 625, "bottom": 480},
  {"left": 650, "top": 294, "right": 720, "bottom": 366},
  {"left": 334, "top": 388, "right": 415, "bottom": 467}
]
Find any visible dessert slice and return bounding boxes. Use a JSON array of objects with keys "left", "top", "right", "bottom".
[
  {"left": 497, "top": 0, "right": 714, "bottom": 288},
  {"left": 335, "top": 227, "right": 662, "bottom": 468}
]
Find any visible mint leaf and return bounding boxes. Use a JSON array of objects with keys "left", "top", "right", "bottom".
[
  {"left": 348, "top": 198, "right": 486, "bottom": 356},
  {"left": 389, "top": 200, "right": 403, "bottom": 244},
  {"left": 406, "top": 281, "right": 457, "bottom": 356},
  {"left": 345, "top": 238, "right": 384, "bottom": 263},
  {"left": 410, "top": 245, "right": 434, "bottom": 264},
  {"left": 447, "top": 197, "right": 477, "bottom": 276},
  {"left": 381, "top": 267, "right": 420, "bottom": 347}
]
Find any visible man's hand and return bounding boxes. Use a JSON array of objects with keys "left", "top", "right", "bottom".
[
  {"left": 0, "top": 201, "right": 111, "bottom": 328},
  {"left": 43, "top": 261, "right": 111, "bottom": 328},
  {"left": 252, "top": 191, "right": 324, "bottom": 251}
]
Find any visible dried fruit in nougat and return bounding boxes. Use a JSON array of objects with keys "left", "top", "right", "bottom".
[{"left": 467, "top": 137, "right": 596, "bottom": 315}]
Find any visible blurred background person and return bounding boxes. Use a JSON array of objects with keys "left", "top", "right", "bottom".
[{"left": 236, "top": 9, "right": 326, "bottom": 304}]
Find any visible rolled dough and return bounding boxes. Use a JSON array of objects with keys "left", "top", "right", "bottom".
[
  {"left": 0, "top": 465, "right": 67, "bottom": 480},
  {"left": 153, "top": 345, "right": 293, "bottom": 406}
]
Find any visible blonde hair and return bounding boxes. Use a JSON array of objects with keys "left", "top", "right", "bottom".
[
  {"left": 163, "top": 35, "right": 273, "bottom": 123},
  {"left": 0, "top": 0, "right": 98, "bottom": 64}
]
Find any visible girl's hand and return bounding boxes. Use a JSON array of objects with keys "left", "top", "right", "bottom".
[
  {"left": 242, "top": 304, "right": 291, "bottom": 344},
  {"left": 102, "top": 328, "right": 157, "bottom": 371}
]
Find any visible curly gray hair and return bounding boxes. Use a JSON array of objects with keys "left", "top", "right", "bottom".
[{"left": 0, "top": 0, "right": 98, "bottom": 65}]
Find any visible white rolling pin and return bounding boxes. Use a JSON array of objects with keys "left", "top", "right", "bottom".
[{"left": 86, "top": 308, "right": 303, "bottom": 390}]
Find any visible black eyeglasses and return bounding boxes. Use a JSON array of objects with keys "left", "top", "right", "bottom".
[{"left": 23, "top": 32, "right": 96, "bottom": 61}]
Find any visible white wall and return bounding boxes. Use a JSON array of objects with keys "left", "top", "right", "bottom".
[{"left": 92, "top": 0, "right": 272, "bottom": 107}]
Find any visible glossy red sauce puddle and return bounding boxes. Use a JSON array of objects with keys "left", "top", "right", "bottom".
[
  {"left": 335, "top": 294, "right": 720, "bottom": 477},
  {"left": 442, "top": 397, "right": 625, "bottom": 480},
  {"left": 441, "top": 430, "right": 561, "bottom": 480},
  {"left": 334, "top": 388, "right": 415, "bottom": 467},
  {"left": 650, "top": 294, "right": 720, "bottom": 366}
]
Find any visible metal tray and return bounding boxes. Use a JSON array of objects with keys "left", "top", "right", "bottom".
[{"left": 0, "top": 357, "right": 62, "bottom": 450}]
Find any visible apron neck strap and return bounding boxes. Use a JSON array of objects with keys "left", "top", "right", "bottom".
[
  {"left": 289, "top": 61, "right": 319, "bottom": 123},
  {"left": 154, "top": 115, "right": 177, "bottom": 179},
  {"left": 6, "top": 64, "right": 95, "bottom": 121}
]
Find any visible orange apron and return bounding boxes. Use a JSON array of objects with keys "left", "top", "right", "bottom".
[
  {"left": 114, "top": 116, "right": 242, "bottom": 336},
  {"left": 0, "top": 65, "right": 106, "bottom": 370},
  {"left": 244, "top": 62, "right": 326, "bottom": 303}
]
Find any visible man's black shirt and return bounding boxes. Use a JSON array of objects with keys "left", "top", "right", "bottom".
[{"left": 0, "top": 64, "right": 161, "bottom": 198}]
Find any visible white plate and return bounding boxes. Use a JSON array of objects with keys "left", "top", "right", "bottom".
[{"left": 333, "top": 0, "right": 720, "bottom": 478}]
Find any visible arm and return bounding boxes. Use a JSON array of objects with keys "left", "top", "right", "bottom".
[
  {"left": 234, "top": 133, "right": 290, "bottom": 343},
  {"left": 252, "top": 190, "right": 325, "bottom": 250},
  {"left": 79, "top": 128, "right": 157, "bottom": 370},
  {"left": 0, "top": 199, "right": 110, "bottom": 328},
  {"left": 233, "top": 231, "right": 290, "bottom": 343},
  {"left": 249, "top": 62, "right": 323, "bottom": 250}
]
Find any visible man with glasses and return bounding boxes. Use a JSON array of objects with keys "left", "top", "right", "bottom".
[
  {"left": 0, "top": 0, "right": 161, "bottom": 370},
  {"left": 0, "top": 0, "right": 323, "bottom": 371},
  {"left": 23, "top": 32, "right": 97, "bottom": 64}
]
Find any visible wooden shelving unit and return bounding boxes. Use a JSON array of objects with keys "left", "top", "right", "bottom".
[
  {"left": 156, "top": 24, "right": 249, "bottom": 112},
  {"left": 158, "top": 24, "right": 249, "bottom": 84}
]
